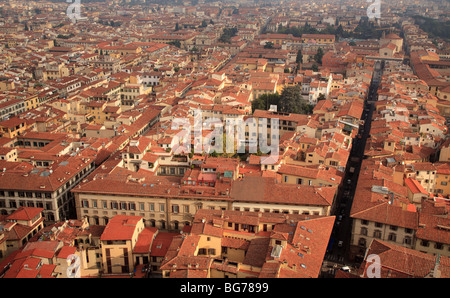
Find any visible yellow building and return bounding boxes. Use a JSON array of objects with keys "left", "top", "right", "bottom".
[
  {"left": 278, "top": 164, "right": 342, "bottom": 188},
  {"left": 434, "top": 164, "right": 450, "bottom": 196},
  {"left": 0, "top": 79, "right": 15, "bottom": 91},
  {"left": 25, "top": 94, "right": 39, "bottom": 111},
  {"left": 0, "top": 117, "right": 32, "bottom": 138},
  {"left": 301, "top": 34, "right": 335, "bottom": 44},
  {"left": 100, "top": 215, "right": 145, "bottom": 275},
  {"left": 0, "top": 207, "right": 45, "bottom": 258}
]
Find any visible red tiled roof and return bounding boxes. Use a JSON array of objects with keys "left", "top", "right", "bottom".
[
  {"left": 404, "top": 177, "right": 428, "bottom": 195},
  {"left": 6, "top": 207, "right": 43, "bottom": 221},
  {"left": 133, "top": 227, "right": 158, "bottom": 254},
  {"left": 100, "top": 215, "right": 142, "bottom": 241}
]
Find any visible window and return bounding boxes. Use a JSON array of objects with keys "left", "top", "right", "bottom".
[
  {"left": 375, "top": 222, "right": 383, "bottom": 228},
  {"left": 404, "top": 237, "right": 412, "bottom": 245},
  {"left": 360, "top": 227, "right": 368, "bottom": 236},
  {"left": 390, "top": 225, "right": 397, "bottom": 231},
  {"left": 172, "top": 205, "right": 179, "bottom": 213},
  {"left": 140, "top": 203, "right": 145, "bottom": 211},
  {"left": 421, "top": 240, "right": 429, "bottom": 247},
  {"left": 160, "top": 204, "right": 165, "bottom": 212},
  {"left": 388, "top": 233, "right": 397, "bottom": 242},
  {"left": 435, "top": 242, "right": 443, "bottom": 250},
  {"left": 373, "top": 230, "right": 382, "bottom": 239},
  {"left": 82, "top": 200, "right": 89, "bottom": 208},
  {"left": 111, "top": 202, "right": 118, "bottom": 210},
  {"left": 149, "top": 203, "right": 154, "bottom": 211},
  {"left": 361, "top": 220, "right": 369, "bottom": 225}
]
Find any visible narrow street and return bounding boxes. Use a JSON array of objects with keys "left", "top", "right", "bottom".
[{"left": 321, "top": 60, "right": 383, "bottom": 276}]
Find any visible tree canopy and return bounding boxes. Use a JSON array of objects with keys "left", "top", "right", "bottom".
[
  {"left": 274, "top": 19, "right": 382, "bottom": 40},
  {"left": 251, "top": 85, "right": 313, "bottom": 115},
  {"left": 295, "top": 49, "right": 303, "bottom": 64},
  {"left": 264, "top": 41, "right": 274, "bottom": 49},
  {"left": 219, "top": 27, "right": 238, "bottom": 43},
  {"left": 314, "top": 47, "right": 324, "bottom": 64}
]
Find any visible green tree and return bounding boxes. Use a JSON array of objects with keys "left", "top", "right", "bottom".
[
  {"left": 295, "top": 49, "right": 303, "bottom": 64},
  {"left": 278, "top": 85, "right": 312, "bottom": 114},
  {"left": 317, "top": 93, "right": 326, "bottom": 101},
  {"left": 168, "top": 40, "right": 181, "bottom": 48},
  {"left": 264, "top": 41, "right": 274, "bottom": 49},
  {"left": 219, "top": 27, "right": 238, "bottom": 43},
  {"left": 314, "top": 47, "right": 324, "bottom": 64},
  {"left": 312, "top": 63, "right": 319, "bottom": 72},
  {"left": 252, "top": 93, "right": 280, "bottom": 112},
  {"left": 336, "top": 24, "right": 344, "bottom": 38}
]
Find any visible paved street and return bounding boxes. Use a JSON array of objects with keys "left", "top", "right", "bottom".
[{"left": 321, "top": 61, "right": 383, "bottom": 276}]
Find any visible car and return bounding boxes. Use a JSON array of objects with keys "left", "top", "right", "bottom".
[{"left": 338, "top": 241, "right": 343, "bottom": 247}]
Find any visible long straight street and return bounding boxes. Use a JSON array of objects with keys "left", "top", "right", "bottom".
[{"left": 322, "top": 61, "right": 383, "bottom": 275}]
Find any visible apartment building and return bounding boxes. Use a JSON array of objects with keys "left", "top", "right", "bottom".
[
  {"left": 160, "top": 209, "right": 335, "bottom": 278},
  {"left": 73, "top": 156, "right": 337, "bottom": 231},
  {"left": 301, "top": 34, "right": 335, "bottom": 44},
  {"left": 0, "top": 207, "right": 45, "bottom": 259},
  {"left": 0, "top": 155, "right": 95, "bottom": 224},
  {"left": 100, "top": 215, "right": 145, "bottom": 275},
  {"left": 357, "top": 239, "right": 449, "bottom": 278},
  {"left": 0, "top": 117, "right": 32, "bottom": 139},
  {"left": 252, "top": 109, "right": 314, "bottom": 139},
  {"left": 0, "top": 98, "right": 26, "bottom": 122},
  {"left": 349, "top": 159, "right": 450, "bottom": 262},
  {"left": 278, "top": 164, "right": 343, "bottom": 188}
]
